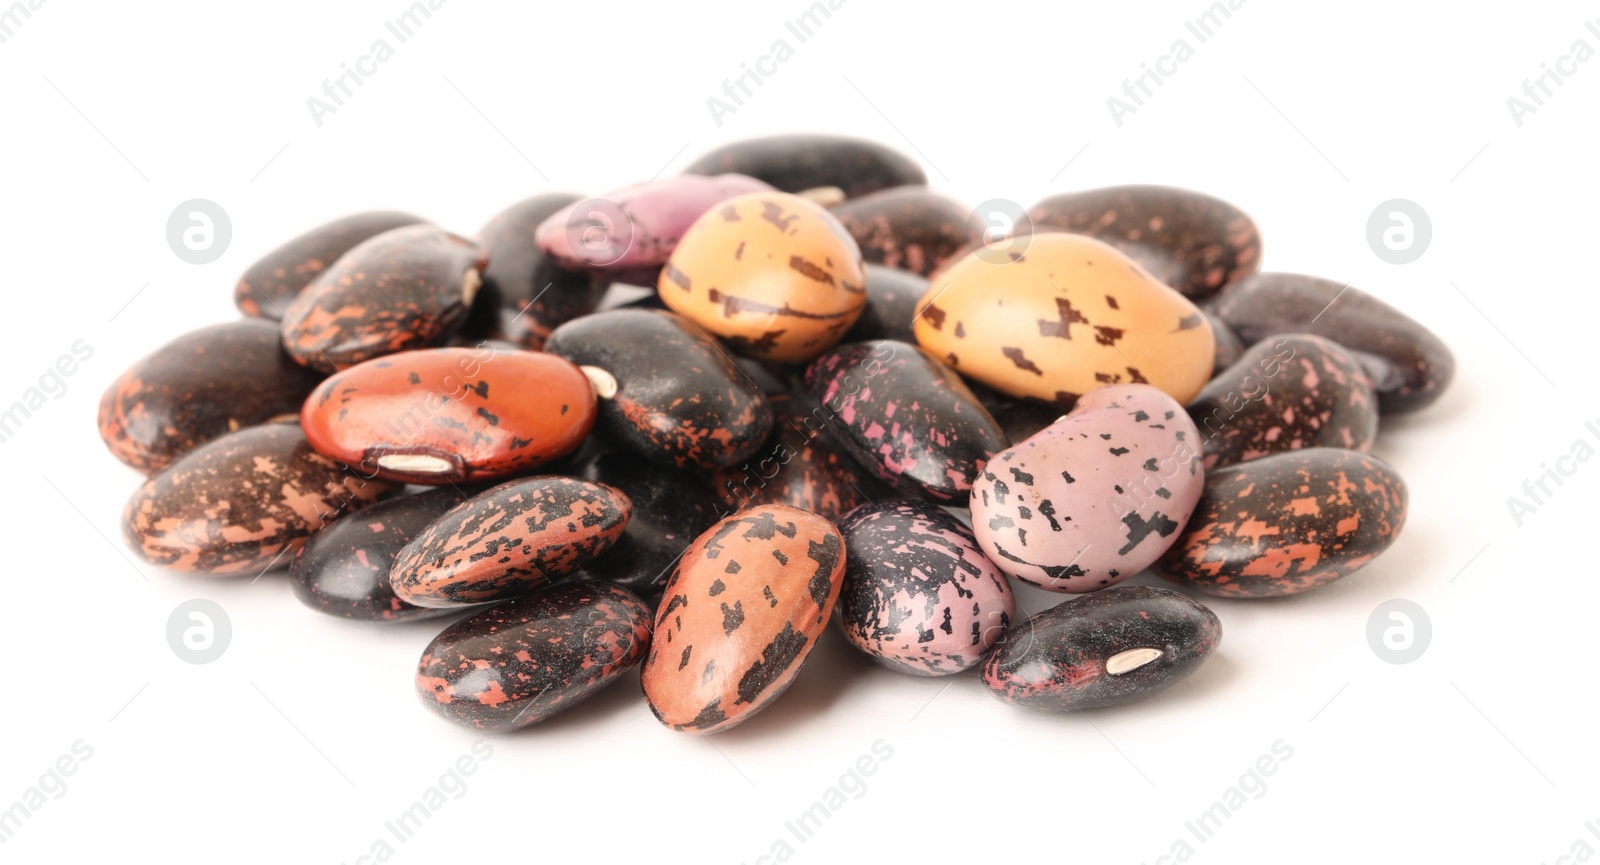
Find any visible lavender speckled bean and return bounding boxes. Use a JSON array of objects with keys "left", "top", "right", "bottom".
[
  {"left": 971, "top": 384, "right": 1203, "bottom": 593},
  {"left": 837, "top": 499, "right": 1015, "bottom": 676},
  {"left": 534, "top": 174, "right": 772, "bottom": 281}
]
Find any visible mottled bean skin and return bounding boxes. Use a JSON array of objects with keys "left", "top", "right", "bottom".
[
  {"left": 415, "top": 582, "right": 654, "bottom": 731},
  {"left": 843, "top": 265, "right": 928, "bottom": 344},
  {"left": 1211, "top": 272, "right": 1455, "bottom": 414},
  {"left": 289, "top": 488, "right": 467, "bottom": 622},
  {"left": 543, "top": 309, "right": 773, "bottom": 469},
  {"left": 281, "top": 225, "right": 487, "bottom": 372},
  {"left": 299, "top": 347, "right": 596, "bottom": 485},
  {"left": 1026, "top": 185, "right": 1261, "bottom": 302},
  {"left": 235, "top": 211, "right": 425, "bottom": 319},
  {"left": 1190, "top": 334, "right": 1377, "bottom": 470},
  {"left": 391, "top": 477, "right": 632, "bottom": 608},
  {"left": 641, "top": 505, "right": 846, "bottom": 734},
  {"left": 837, "top": 499, "right": 1015, "bottom": 676},
  {"left": 122, "top": 424, "right": 400, "bottom": 575},
  {"left": 804, "top": 340, "right": 1007, "bottom": 504},
  {"left": 971, "top": 385, "right": 1203, "bottom": 593},
  {"left": 567, "top": 449, "right": 722, "bottom": 600},
  {"left": 983, "top": 586, "right": 1222, "bottom": 711},
  {"left": 831, "top": 188, "right": 981, "bottom": 277},
  {"left": 683, "top": 134, "right": 926, "bottom": 200},
  {"left": 709, "top": 393, "right": 883, "bottom": 521},
  {"left": 657, "top": 191, "right": 867, "bottom": 364},
  {"left": 1156, "top": 448, "right": 1408, "bottom": 597},
  {"left": 98, "top": 320, "right": 323, "bottom": 473},
  {"left": 535, "top": 174, "right": 774, "bottom": 275},
  {"left": 468, "top": 193, "right": 609, "bottom": 351},
  {"left": 912, "top": 233, "right": 1215, "bottom": 407}
]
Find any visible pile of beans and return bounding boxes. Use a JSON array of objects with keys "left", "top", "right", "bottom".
[{"left": 100, "top": 134, "right": 1454, "bottom": 734}]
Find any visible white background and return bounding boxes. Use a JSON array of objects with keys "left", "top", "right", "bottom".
[{"left": 0, "top": 1, "right": 1594, "bottom": 862}]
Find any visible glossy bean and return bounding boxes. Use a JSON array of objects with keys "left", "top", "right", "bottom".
[
  {"left": 289, "top": 488, "right": 468, "bottom": 622},
  {"left": 683, "top": 134, "right": 926, "bottom": 200},
  {"left": 1189, "top": 334, "right": 1377, "bottom": 470},
  {"left": 299, "top": 347, "right": 596, "bottom": 484},
  {"left": 708, "top": 393, "right": 883, "bottom": 521},
  {"left": 567, "top": 449, "right": 722, "bottom": 600},
  {"left": 1211, "top": 272, "right": 1454, "bottom": 414},
  {"left": 122, "top": 424, "right": 399, "bottom": 575},
  {"left": 837, "top": 499, "right": 1015, "bottom": 676},
  {"left": 658, "top": 191, "right": 866, "bottom": 364},
  {"left": 98, "top": 320, "right": 322, "bottom": 473},
  {"left": 971, "top": 384, "right": 1204, "bottom": 593},
  {"left": 912, "top": 233, "right": 1215, "bottom": 407},
  {"left": 543, "top": 309, "right": 772, "bottom": 469},
  {"left": 983, "top": 586, "right": 1222, "bottom": 711},
  {"left": 390, "top": 477, "right": 631, "bottom": 608},
  {"left": 641, "top": 504, "right": 846, "bottom": 734},
  {"left": 1026, "top": 185, "right": 1261, "bottom": 302},
  {"left": 831, "top": 187, "right": 981, "bottom": 277},
  {"left": 1156, "top": 448, "right": 1408, "bottom": 597},
  {"left": 535, "top": 174, "right": 773, "bottom": 278},
  {"left": 235, "top": 211, "right": 425, "bottom": 319},
  {"left": 803, "top": 340, "right": 1007, "bottom": 504},
  {"left": 281, "top": 225, "right": 486, "bottom": 372},
  {"left": 469, "top": 193, "right": 609, "bottom": 350},
  {"left": 415, "top": 581, "right": 653, "bottom": 731}
]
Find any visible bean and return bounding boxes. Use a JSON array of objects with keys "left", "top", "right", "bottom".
[
  {"left": 641, "top": 504, "right": 845, "bottom": 734},
  {"left": 98, "top": 320, "right": 322, "bottom": 473},
  {"left": 280, "top": 225, "right": 486, "bottom": 372},
  {"left": 416, "top": 581, "right": 653, "bottom": 731},
  {"left": 299, "top": 346, "right": 596, "bottom": 484},
  {"left": 390, "top": 477, "right": 631, "bottom": 608},
  {"left": 122, "top": 424, "right": 399, "bottom": 575},
  {"left": 983, "top": 586, "right": 1222, "bottom": 711},
  {"left": 235, "top": 211, "right": 424, "bottom": 319}
]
